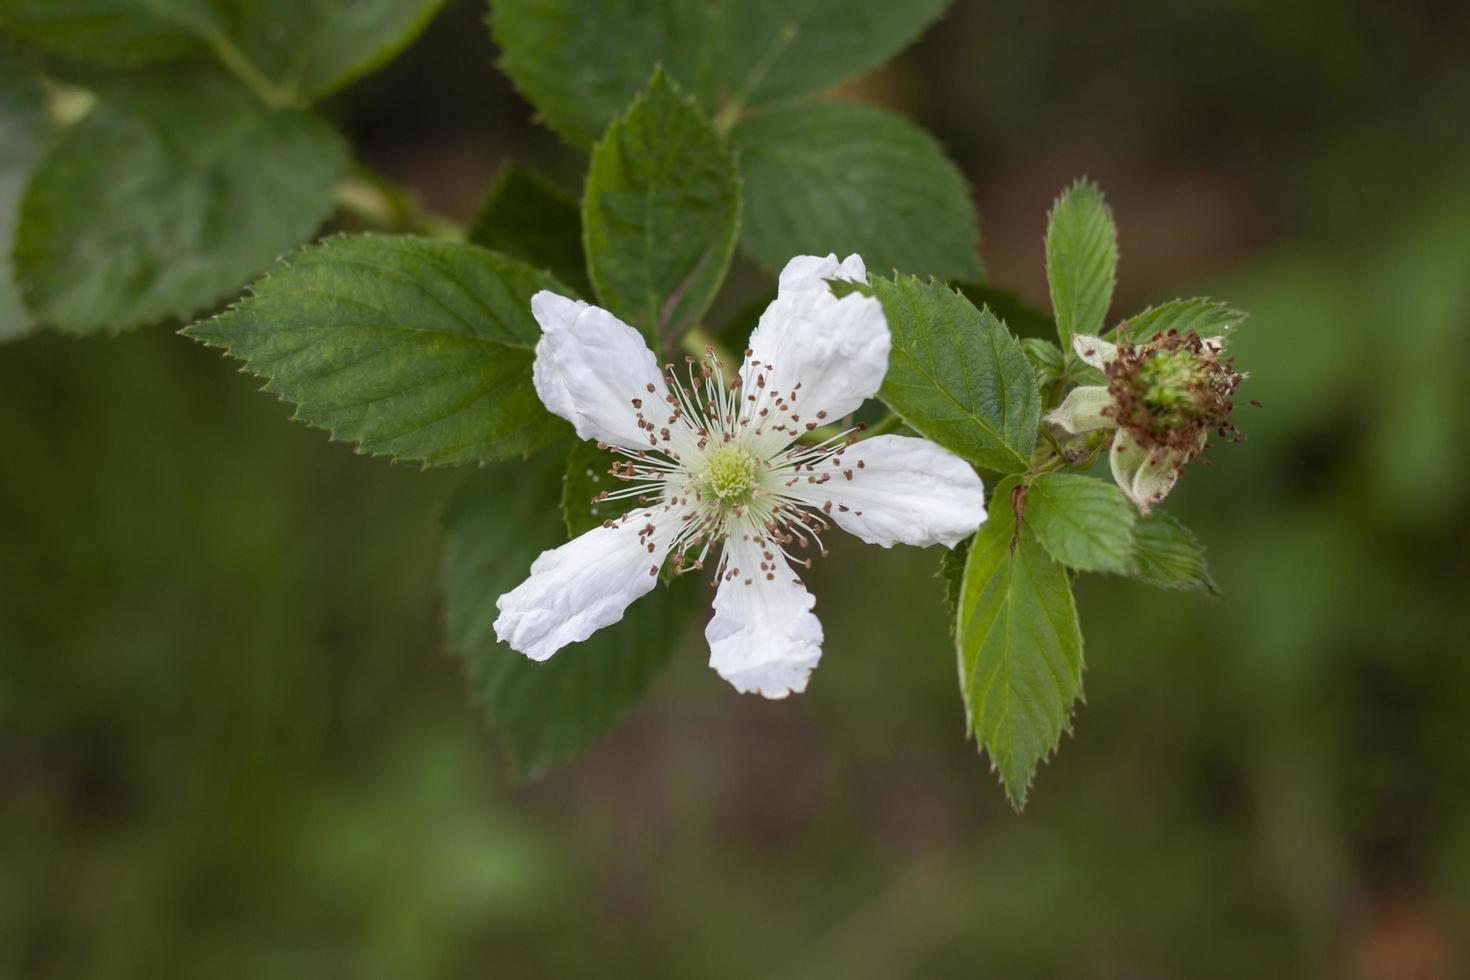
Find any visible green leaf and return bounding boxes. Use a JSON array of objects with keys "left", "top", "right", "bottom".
[
  {"left": 0, "top": 0, "right": 447, "bottom": 98},
  {"left": 1022, "top": 338, "right": 1065, "bottom": 389},
  {"left": 939, "top": 536, "right": 970, "bottom": 636},
  {"left": 869, "top": 275, "right": 1040, "bottom": 473},
  {"left": 1114, "top": 297, "right": 1247, "bottom": 344},
  {"left": 1128, "top": 510, "right": 1219, "bottom": 595},
  {"left": 469, "top": 162, "right": 591, "bottom": 299},
  {"left": 488, "top": 0, "right": 950, "bottom": 147},
  {"left": 0, "top": 53, "right": 47, "bottom": 341},
  {"left": 957, "top": 479, "right": 1084, "bottom": 809},
  {"left": 0, "top": 0, "right": 218, "bottom": 66},
  {"left": 734, "top": 99, "right": 980, "bottom": 283},
  {"left": 1025, "top": 473, "right": 1137, "bottom": 574},
  {"left": 561, "top": 439, "right": 634, "bottom": 537},
  {"left": 583, "top": 69, "right": 740, "bottom": 347},
  {"left": 443, "top": 457, "right": 697, "bottom": 778},
  {"left": 714, "top": 0, "right": 951, "bottom": 109},
  {"left": 1045, "top": 178, "right": 1117, "bottom": 350},
  {"left": 955, "top": 282, "right": 1053, "bottom": 340},
  {"left": 14, "top": 74, "right": 345, "bottom": 334},
  {"left": 186, "top": 234, "right": 571, "bottom": 465}
]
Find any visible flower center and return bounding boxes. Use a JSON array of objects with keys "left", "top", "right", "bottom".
[
  {"left": 702, "top": 445, "right": 759, "bottom": 502},
  {"left": 1138, "top": 348, "right": 1209, "bottom": 427}
]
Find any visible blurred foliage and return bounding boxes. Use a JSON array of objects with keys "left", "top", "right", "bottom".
[{"left": 2, "top": 0, "right": 1469, "bottom": 977}]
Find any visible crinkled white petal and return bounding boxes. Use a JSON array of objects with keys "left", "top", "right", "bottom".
[
  {"left": 494, "top": 507, "right": 675, "bottom": 661},
  {"left": 1044, "top": 385, "right": 1117, "bottom": 435},
  {"left": 531, "top": 291, "right": 669, "bottom": 451},
  {"left": 1072, "top": 334, "right": 1119, "bottom": 371},
  {"left": 781, "top": 435, "right": 986, "bottom": 548},
  {"left": 1109, "top": 432, "right": 1180, "bottom": 515},
  {"left": 741, "top": 254, "right": 890, "bottom": 449},
  {"left": 705, "top": 531, "right": 823, "bottom": 698}
]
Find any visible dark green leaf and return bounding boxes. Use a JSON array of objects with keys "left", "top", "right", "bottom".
[
  {"left": 714, "top": 0, "right": 951, "bottom": 110},
  {"left": 489, "top": 0, "right": 716, "bottom": 146},
  {"left": 1128, "top": 510, "right": 1219, "bottom": 594},
  {"left": 870, "top": 275, "right": 1040, "bottom": 473},
  {"left": 939, "top": 536, "right": 970, "bottom": 636},
  {"left": 1113, "top": 297, "right": 1247, "bottom": 344},
  {"left": 735, "top": 100, "right": 980, "bottom": 283},
  {"left": 1025, "top": 472, "right": 1138, "bottom": 574},
  {"left": 955, "top": 282, "right": 1053, "bottom": 340},
  {"left": 0, "top": 53, "right": 46, "bottom": 341},
  {"left": 469, "top": 162, "right": 590, "bottom": 299},
  {"left": 0, "top": 0, "right": 217, "bottom": 66},
  {"left": 15, "top": 74, "right": 345, "bottom": 334},
  {"left": 488, "top": 0, "right": 950, "bottom": 147},
  {"left": 561, "top": 439, "right": 633, "bottom": 538},
  {"left": 583, "top": 69, "right": 740, "bottom": 347},
  {"left": 1045, "top": 178, "right": 1117, "bottom": 349},
  {"left": 443, "top": 457, "right": 697, "bottom": 778},
  {"left": 186, "top": 234, "right": 570, "bottom": 465},
  {"left": 957, "top": 479, "right": 1084, "bottom": 808}
]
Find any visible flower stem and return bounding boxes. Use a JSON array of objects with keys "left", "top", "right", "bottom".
[
  {"left": 201, "top": 29, "right": 303, "bottom": 109},
  {"left": 332, "top": 163, "right": 466, "bottom": 239}
]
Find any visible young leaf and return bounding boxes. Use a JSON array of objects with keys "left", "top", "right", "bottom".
[
  {"left": 1045, "top": 178, "right": 1118, "bottom": 350},
  {"left": 868, "top": 275, "right": 1040, "bottom": 473},
  {"left": 443, "top": 458, "right": 696, "bottom": 778},
  {"left": 715, "top": 0, "right": 951, "bottom": 109},
  {"left": 0, "top": 54, "right": 46, "bottom": 341},
  {"left": 0, "top": 0, "right": 448, "bottom": 98},
  {"left": 469, "top": 162, "right": 591, "bottom": 298},
  {"left": 957, "top": 479, "right": 1084, "bottom": 808},
  {"left": 1025, "top": 472, "right": 1138, "bottom": 574},
  {"left": 1128, "top": 510, "right": 1219, "bottom": 595},
  {"left": 583, "top": 69, "right": 740, "bottom": 347},
  {"left": 14, "top": 74, "right": 346, "bottom": 334},
  {"left": 186, "top": 234, "right": 571, "bottom": 465},
  {"left": 734, "top": 100, "right": 980, "bottom": 283},
  {"left": 1022, "top": 338, "right": 1065, "bottom": 388},
  {"left": 1114, "top": 297, "right": 1247, "bottom": 344}
]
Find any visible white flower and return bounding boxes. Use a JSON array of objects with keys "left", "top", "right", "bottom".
[
  {"left": 494, "top": 254, "right": 988, "bottom": 698},
  {"left": 1045, "top": 331, "right": 1244, "bottom": 513}
]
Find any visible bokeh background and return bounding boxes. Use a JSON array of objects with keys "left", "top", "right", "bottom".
[{"left": 4, "top": 1, "right": 1470, "bottom": 976}]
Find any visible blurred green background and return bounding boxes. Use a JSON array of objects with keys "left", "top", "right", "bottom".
[{"left": 3, "top": 1, "right": 1469, "bottom": 976}]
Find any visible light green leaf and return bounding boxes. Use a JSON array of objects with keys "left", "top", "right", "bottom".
[
  {"left": 488, "top": 0, "right": 951, "bottom": 147},
  {"left": 1128, "top": 510, "right": 1219, "bottom": 595},
  {"left": 14, "top": 74, "right": 345, "bottom": 334},
  {"left": 469, "top": 162, "right": 591, "bottom": 299},
  {"left": 714, "top": 0, "right": 951, "bottom": 109},
  {"left": 0, "top": 53, "right": 46, "bottom": 341},
  {"left": 0, "top": 0, "right": 447, "bottom": 98},
  {"left": 1045, "top": 178, "right": 1117, "bottom": 350},
  {"left": 734, "top": 99, "right": 980, "bottom": 283},
  {"left": 1022, "top": 338, "right": 1065, "bottom": 389},
  {"left": 186, "top": 234, "right": 571, "bottom": 465},
  {"left": 1025, "top": 472, "right": 1137, "bottom": 574},
  {"left": 1114, "top": 297, "right": 1247, "bottom": 344},
  {"left": 869, "top": 275, "right": 1040, "bottom": 473},
  {"left": 957, "top": 479, "right": 1084, "bottom": 809},
  {"left": 443, "top": 457, "right": 697, "bottom": 778},
  {"left": 583, "top": 69, "right": 740, "bottom": 347}
]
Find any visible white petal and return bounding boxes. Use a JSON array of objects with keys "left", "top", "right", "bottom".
[
  {"left": 1072, "top": 334, "right": 1119, "bottom": 371},
  {"left": 1109, "top": 432, "right": 1180, "bottom": 515},
  {"left": 1043, "top": 385, "right": 1117, "bottom": 435},
  {"left": 781, "top": 435, "right": 986, "bottom": 548},
  {"left": 741, "top": 254, "right": 890, "bottom": 447},
  {"left": 494, "top": 507, "right": 675, "bottom": 661},
  {"left": 531, "top": 291, "right": 670, "bottom": 451},
  {"left": 705, "top": 532, "right": 823, "bottom": 698}
]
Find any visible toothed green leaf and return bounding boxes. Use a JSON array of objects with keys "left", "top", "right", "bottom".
[
  {"left": 1045, "top": 178, "right": 1117, "bottom": 350},
  {"left": 470, "top": 162, "right": 591, "bottom": 299},
  {"left": 1026, "top": 473, "right": 1138, "bottom": 574}
]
